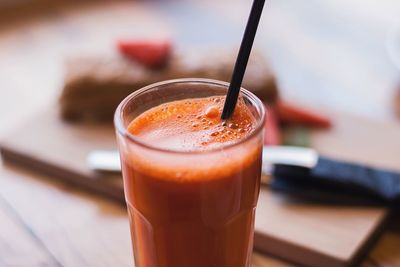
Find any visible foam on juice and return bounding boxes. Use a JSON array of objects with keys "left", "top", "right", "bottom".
[{"left": 128, "top": 96, "right": 256, "bottom": 151}]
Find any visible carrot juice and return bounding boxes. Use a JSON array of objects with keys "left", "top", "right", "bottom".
[{"left": 115, "top": 79, "right": 265, "bottom": 267}]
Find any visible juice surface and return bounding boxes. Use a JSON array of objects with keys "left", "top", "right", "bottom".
[
  {"left": 128, "top": 96, "right": 256, "bottom": 151},
  {"left": 121, "top": 96, "right": 262, "bottom": 267}
]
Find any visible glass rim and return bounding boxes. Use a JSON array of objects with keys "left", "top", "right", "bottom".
[{"left": 114, "top": 78, "right": 266, "bottom": 155}]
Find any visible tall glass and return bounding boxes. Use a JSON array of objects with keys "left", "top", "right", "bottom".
[{"left": 114, "top": 78, "right": 265, "bottom": 267}]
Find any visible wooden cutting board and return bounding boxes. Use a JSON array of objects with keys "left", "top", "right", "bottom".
[{"left": 1, "top": 107, "right": 398, "bottom": 267}]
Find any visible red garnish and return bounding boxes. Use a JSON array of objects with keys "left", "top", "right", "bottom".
[
  {"left": 117, "top": 40, "right": 172, "bottom": 69},
  {"left": 275, "top": 100, "right": 332, "bottom": 128},
  {"left": 264, "top": 106, "right": 282, "bottom": 145}
]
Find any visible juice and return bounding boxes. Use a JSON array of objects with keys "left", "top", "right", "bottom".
[
  {"left": 115, "top": 79, "right": 265, "bottom": 267},
  {"left": 120, "top": 95, "right": 262, "bottom": 267}
]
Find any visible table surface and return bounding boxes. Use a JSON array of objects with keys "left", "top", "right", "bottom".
[{"left": 1, "top": 0, "right": 400, "bottom": 266}]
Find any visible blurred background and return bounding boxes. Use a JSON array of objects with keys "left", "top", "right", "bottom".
[{"left": 1, "top": 0, "right": 400, "bottom": 136}]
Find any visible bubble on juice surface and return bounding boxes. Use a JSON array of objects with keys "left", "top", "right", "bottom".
[
  {"left": 228, "top": 123, "right": 238, "bottom": 129},
  {"left": 205, "top": 106, "right": 219, "bottom": 118}
]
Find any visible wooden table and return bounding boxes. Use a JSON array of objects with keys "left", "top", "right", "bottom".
[{"left": 0, "top": 0, "right": 400, "bottom": 266}]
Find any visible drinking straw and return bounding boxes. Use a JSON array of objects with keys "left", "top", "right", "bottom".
[{"left": 221, "top": 0, "right": 266, "bottom": 120}]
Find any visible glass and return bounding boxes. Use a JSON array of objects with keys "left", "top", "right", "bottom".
[{"left": 114, "top": 78, "right": 266, "bottom": 267}]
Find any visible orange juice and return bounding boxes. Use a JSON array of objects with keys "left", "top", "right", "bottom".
[{"left": 120, "top": 96, "right": 262, "bottom": 267}]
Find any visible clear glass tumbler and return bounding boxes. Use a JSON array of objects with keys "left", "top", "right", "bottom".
[{"left": 114, "top": 78, "right": 265, "bottom": 267}]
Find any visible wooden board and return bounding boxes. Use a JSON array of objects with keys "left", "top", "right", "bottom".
[
  {"left": 0, "top": 168, "right": 292, "bottom": 267},
  {"left": 1, "top": 107, "right": 397, "bottom": 267}
]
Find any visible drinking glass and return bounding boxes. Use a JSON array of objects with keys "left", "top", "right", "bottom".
[{"left": 114, "top": 78, "right": 266, "bottom": 267}]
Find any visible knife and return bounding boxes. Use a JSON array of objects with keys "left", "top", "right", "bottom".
[
  {"left": 87, "top": 146, "right": 317, "bottom": 186},
  {"left": 87, "top": 146, "right": 400, "bottom": 202},
  {"left": 87, "top": 146, "right": 317, "bottom": 176}
]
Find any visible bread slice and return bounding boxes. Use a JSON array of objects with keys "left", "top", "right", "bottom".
[{"left": 60, "top": 48, "right": 278, "bottom": 122}]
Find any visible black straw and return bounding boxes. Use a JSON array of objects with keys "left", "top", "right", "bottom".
[{"left": 221, "top": 0, "right": 266, "bottom": 120}]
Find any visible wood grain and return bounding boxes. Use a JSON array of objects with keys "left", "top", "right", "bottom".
[
  {"left": 0, "top": 168, "right": 294, "bottom": 267},
  {"left": 255, "top": 191, "right": 388, "bottom": 267},
  {"left": 0, "top": 105, "right": 394, "bottom": 267},
  {"left": 0, "top": 108, "right": 124, "bottom": 202},
  {"left": 252, "top": 252, "right": 292, "bottom": 267},
  {"left": 0, "top": 169, "right": 133, "bottom": 267},
  {"left": 0, "top": 194, "right": 59, "bottom": 266},
  {"left": 1, "top": 168, "right": 397, "bottom": 267},
  {"left": 367, "top": 231, "right": 400, "bottom": 267}
]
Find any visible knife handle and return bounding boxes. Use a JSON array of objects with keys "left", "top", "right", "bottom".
[
  {"left": 312, "top": 157, "right": 400, "bottom": 201},
  {"left": 272, "top": 157, "right": 400, "bottom": 201}
]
